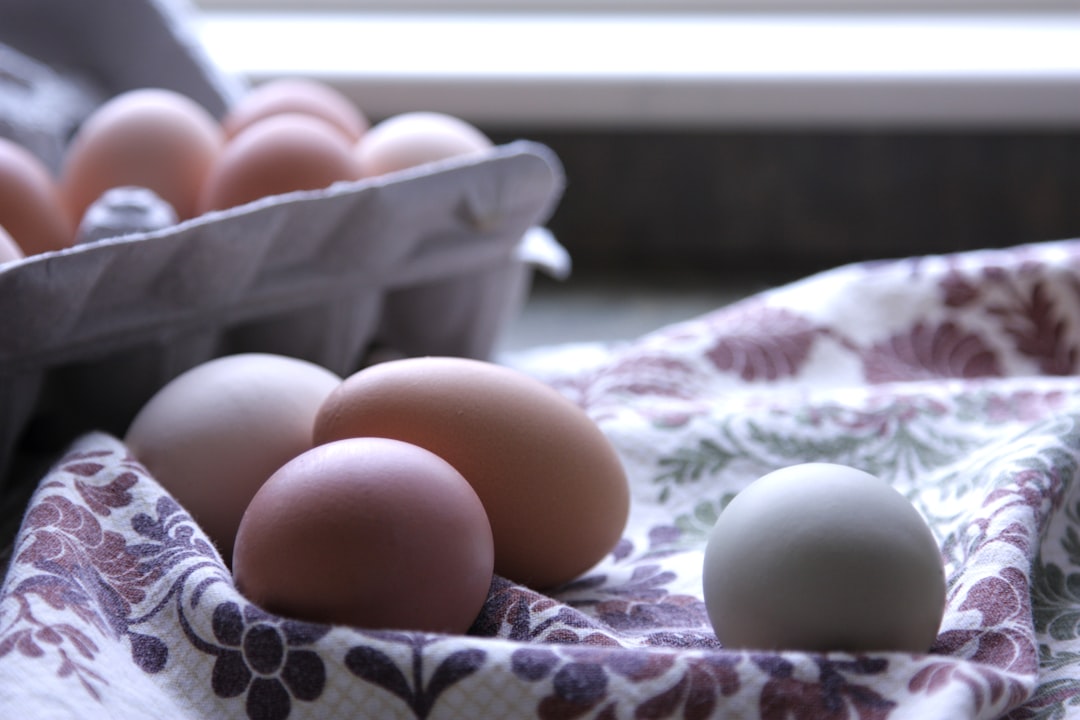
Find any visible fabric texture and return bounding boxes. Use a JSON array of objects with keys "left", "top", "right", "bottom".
[{"left": 4, "top": 239, "right": 1080, "bottom": 719}]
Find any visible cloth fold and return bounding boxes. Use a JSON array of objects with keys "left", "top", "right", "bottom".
[{"left": 5, "top": 239, "right": 1080, "bottom": 719}]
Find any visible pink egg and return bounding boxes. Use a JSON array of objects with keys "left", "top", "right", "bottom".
[
  {"left": 0, "top": 137, "right": 74, "bottom": 255},
  {"left": 61, "top": 88, "right": 224, "bottom": 223},
  {"left": 223, "top": 78, "right": 369, "bottom": 142},
  {"left": 198, "top": 113, "right": 361, "bottom": 213},
  {"left": 233, "top": 437, "right": 494, "bottom": 634}
]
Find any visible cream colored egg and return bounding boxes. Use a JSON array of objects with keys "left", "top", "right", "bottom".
[
  {"left": 313, "top": 356, "right": 629, "bottom": 590},
  {"left": 125, "top": 353, "right": 342, "bottom": 562},
  {"left": 702, "top": 463, "right": 946, "bottom": 653},
  {"left": 0, "top": 224, "right": 24, "bottom": 264},
  {"left": 355, "top": 112, "right": 492, "bottom": 178}
]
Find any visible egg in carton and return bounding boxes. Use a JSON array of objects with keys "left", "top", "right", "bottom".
[
  {"left": 0, "top": 0, "right": 569, "bottom": 493},
  {"left": 0, "top": 0, "right": 239, "bottom": 172}
]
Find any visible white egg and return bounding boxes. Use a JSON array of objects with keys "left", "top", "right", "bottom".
[
  {"left": 702, "top": 463, "right": 945, "bottom": 653},
  {"left": 125, "top": 353, "right": 342, "bottom": 563},
  {"left": 0, "top": 224, "right": 23, "bottom": 264}
]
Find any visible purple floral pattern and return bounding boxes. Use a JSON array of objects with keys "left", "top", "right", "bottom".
[
  {"left": 6, "top": 239, "right": 1080, "bottom": 717},
  {"left": 181, "top": 600, "right": 329, "bottom": 720}
]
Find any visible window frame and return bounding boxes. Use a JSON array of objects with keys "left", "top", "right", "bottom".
[
  {"left": 192, "top": 0, "right": 1080, "bottom": 12},
  {"left": 193, "top": 3, "right": 1080, "bottom": 129}
]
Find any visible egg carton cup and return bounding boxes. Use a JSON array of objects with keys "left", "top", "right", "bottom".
[{"left": 0, "top": 140, "right": 568, "bottom": 493}]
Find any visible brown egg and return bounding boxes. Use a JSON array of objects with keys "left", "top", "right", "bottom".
[
  {"left": 124, "top": 353, "right": 343, "bottom": 562},
  {"left": 197, "top": 113, "right": 362, "bottom": 213},
  {"left": 61, "top": 88, "right": 224, "bottom": 223},
  {"left": 223, "top": 77, "right": 369, "bottom": 142},
  {"left": 0, "top": 224, "right": 24, "bottom": 264},
  {"left": 0, "top": 137, "right": 74, "bottom": 255},
  {"left": 355, "top": 112, "right": 493, "bottom": 178},
  {"left": 233, "top": 437, "right": 495, "bottom": 634},
  {"left": 313, "top": 356, "right": 630, "bottom": 590}
]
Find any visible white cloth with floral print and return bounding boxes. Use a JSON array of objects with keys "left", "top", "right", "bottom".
[{"left": 3, "top": 239, "right": 1080, "bottom": 720}]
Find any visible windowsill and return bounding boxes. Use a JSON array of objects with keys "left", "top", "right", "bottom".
[{"left": 195, "top": 10, "right": 1080, "bottom": 129}]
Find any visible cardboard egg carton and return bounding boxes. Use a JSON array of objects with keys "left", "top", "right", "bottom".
[{"left": 0, "top": 0, "right": 569, "bottom": 490}]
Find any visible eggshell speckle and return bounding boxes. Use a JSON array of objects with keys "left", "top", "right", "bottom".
[
  {"left": 702, "top": 463, "right": 946, "bottom": 653},
  {"left": 313, "top": 356, "right": 629, "bottom": 590},
  {"left": 232, "top": 437, "right": 495, "bottom": 634},
  {"left": 60, "top": 88, "right": 224, "bottom": 223},
  {"left": 124, "top": 353, "right": 342, "bottom": 562}
]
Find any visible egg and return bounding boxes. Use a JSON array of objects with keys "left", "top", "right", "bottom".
[
  {"left": 60, "top": 88, "right": 224, "bottom": 223},
  {"left": 355, "top": 112, "right": 493, "bottom": 178},
  {"left": 0, "top": 224, "right": 24, "bottom": 264},
  {"left": 313, "top": 356, "right": 629, "bottom": 590},
  {"left": 124, "top": 353, "right": 342, "bottom": 562},
  {"left": 702, "top": 463, "right": 946, "bottom": 653},
  {"left": 197, "top": 113, "right": 362, "bottom": 213},
  {"left": 233, "top": 437, "right": 495, "bottom": 634},
  {"left": 0, "top": 136, "right": 74, "bottom": 255},
  {"left": 223, "top": 77, "right": 369, "bottom": 142}
]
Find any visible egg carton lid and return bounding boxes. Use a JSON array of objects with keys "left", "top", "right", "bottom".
[{"left": 0, "top": 0, "right": 241, "bottom": 171}]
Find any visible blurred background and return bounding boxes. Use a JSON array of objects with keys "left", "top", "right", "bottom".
[{"left": 192, "top": 0, "right": 1080, "bottom": 346}]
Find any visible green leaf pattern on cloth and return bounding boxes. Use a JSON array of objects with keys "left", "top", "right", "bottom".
[{"left": 5, "top": 239, "right": 1080, "bottom": 718}]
